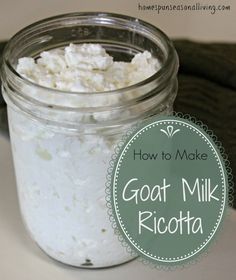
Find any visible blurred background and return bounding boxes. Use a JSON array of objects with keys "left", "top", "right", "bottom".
[{"left": 1, "top": 0, "right": 236, "bottom": 41}]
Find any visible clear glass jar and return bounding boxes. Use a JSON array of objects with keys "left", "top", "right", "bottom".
[{"left": 1, "top": 12, "right": 178, "bottom": 268}]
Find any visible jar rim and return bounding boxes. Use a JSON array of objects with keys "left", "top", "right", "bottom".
[{"left": 2, "top": 11, "right": 178, "bottom": 97}]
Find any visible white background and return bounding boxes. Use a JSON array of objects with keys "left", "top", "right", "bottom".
[{"left": 0, "top": 0, "right": 236, "bottom": 41}]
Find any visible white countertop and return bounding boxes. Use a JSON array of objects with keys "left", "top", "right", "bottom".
[{"left": 0, "top": 133, "right": 236, "bottom": 279}]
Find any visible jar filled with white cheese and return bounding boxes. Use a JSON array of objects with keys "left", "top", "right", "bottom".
[{"left": 1, "top": 12, "right": 179, "bottom": 268}]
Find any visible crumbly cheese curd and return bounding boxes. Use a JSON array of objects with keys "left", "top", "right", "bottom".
[
  {"left": 8, "top": 44, "right": 161, "bottom": 267},
  {"left": 17, "top": 43, "right": 161, "bottom": 92}
]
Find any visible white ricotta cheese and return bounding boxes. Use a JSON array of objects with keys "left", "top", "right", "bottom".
[
  {"left": 10, "top": 44, "right": 161, "bottom": 267},
  {"left": 17, "top": 43, "right": 161, "bottom": 92}
]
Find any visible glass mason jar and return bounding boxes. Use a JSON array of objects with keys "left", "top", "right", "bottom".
[{"left": 1, "top": 12, "right": 179, "bottom": 268}]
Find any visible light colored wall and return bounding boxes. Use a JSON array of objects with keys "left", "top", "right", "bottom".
[{"left": 0, "top": 0, "right": 235, "bottom": 41}]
